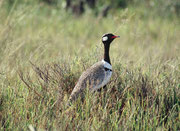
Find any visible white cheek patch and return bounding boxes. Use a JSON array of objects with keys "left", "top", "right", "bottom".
[{"left": 102, "top": 36, "right": 108, "bottom": 41}]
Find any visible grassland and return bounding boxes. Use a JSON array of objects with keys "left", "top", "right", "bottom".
[{"left": 0, "top": 1, "right": 179, "bottom": 130}]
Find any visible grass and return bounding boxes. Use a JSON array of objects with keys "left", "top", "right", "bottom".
[{"left": 0, "top": 1, "right": 180, "bottom": 130}]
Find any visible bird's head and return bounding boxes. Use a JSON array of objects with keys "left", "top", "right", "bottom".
[{"left": 102, "top": 33, "right": 120, "bottom": 45}]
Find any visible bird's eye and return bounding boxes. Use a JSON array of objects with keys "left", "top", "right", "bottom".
[{"left": 102, "top": 36, "right": 108, "bottom": 41}]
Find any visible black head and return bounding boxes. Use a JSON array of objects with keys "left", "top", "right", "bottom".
[{"left": 102, "top": 33, "right": 120, "bottom": 45}]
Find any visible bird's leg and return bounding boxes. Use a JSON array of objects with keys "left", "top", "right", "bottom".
[
  {"left": 97, "top": 88, "right": 102, "bottom": 92},
  {"left": 97, "top": 85, "right": 106, "bottom": 92}
]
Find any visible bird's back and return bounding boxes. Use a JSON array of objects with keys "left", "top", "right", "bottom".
[{"left": 68, "top": 60, "right": 112, "bottom": 103}]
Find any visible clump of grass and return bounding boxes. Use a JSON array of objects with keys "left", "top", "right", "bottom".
[{"left": 14, "top": 58, "right": 179, "bottom": 130}]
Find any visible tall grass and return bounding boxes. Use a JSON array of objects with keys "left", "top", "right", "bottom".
[{"left": 0, "top": 1, "right": 179, "bottom": 130}]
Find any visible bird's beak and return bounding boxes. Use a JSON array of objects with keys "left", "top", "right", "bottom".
[{"left": 111, "top": 35, "right": 120, "bottom": 39}]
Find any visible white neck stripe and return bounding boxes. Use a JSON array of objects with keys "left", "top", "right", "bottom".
[{"left": 102, "top": 59, "right": 112, "bottom": 70}]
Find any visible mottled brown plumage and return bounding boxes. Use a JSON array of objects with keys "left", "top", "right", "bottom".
[{"left": 68, "top": 61, "right": 111, "bottom": 103}]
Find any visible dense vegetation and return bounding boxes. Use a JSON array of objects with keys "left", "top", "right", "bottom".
[{"left": 0, "top": 0, "right": 179, "bottom": 130}]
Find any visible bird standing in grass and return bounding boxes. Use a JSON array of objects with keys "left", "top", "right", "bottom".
[{"left": 68, "top": 33, "right": 120, "bottom": 105}]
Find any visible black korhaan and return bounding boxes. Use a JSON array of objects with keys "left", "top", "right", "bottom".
[{"left": 68, "top": 33, "right": 120, "bottom": 104}]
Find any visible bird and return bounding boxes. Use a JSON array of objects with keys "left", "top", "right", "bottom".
[{"left": 68, "top": 33, "right": 120, "bottom": 105}]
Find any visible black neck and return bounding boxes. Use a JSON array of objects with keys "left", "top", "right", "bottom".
[{"left": 104, "top": 44, "right": 111, "bottom": 65}]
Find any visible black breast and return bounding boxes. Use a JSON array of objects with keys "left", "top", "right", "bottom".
[{"left": 104, "top": 67, "right": 112, "bottom": 71}]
